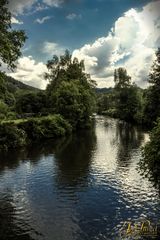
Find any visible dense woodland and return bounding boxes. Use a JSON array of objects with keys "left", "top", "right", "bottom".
[{"left": 0, "top": 0, "right": 160, "bottom": 185}]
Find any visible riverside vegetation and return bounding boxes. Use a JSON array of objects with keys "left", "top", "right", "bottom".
[{"left": 0, "top": 0, "right": 159, "bottom": 184}]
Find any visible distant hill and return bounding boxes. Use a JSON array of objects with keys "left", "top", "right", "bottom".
[
  {"left": 96, "top": 87, "right": 113, "bottom": 94},
  {"left": 4, "top": 75, "right": 39, "bottom": 94}
]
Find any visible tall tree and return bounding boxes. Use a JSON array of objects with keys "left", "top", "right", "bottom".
[
  {"left": 114, "top": 68, "right": 139, "bottom": 122},
  {"left": 143, "top": 48, "right": 160, "bottom": 126},
  {"left": 0, "top": 0, "right": 27, "bottom": 70},
  {"left": 114, "top": 68, "right": 131, "bottom": 89},
  {"left": 45, "top": 50, "right": 96, "bottom": 128},
  {"left": 149, "top": 48, "right": 160, "bottom": 87}
]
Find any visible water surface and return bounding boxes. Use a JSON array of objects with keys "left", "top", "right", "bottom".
[{"left": 0, "top": 116, "right": 160, "bottom": 240}]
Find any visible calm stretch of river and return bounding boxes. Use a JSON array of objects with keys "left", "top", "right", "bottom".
[{"left": 0, "top": 116, "right": 160, "bottom": 240}]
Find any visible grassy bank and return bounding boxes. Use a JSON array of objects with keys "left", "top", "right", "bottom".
[{"left": 0, "top": 114, "right": 72, "bottom": 151}]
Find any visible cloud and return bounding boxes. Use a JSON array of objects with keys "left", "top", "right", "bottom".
[
  {"left": 11, "top": 16, "right": 23, "bottom": 25},
  {"left": 73, "top": 1, "right": 160, "bottom": 88},
  {"left": 42, "top": 0, "right": 63, "bottom": 7},
  {"left": 42, "top": 41, "right": 65, "bottom": 56},
  {"left": 8, "top": 0, "right": 63, "bottom": 15},
  {"left": 8, "top": 56, "right": 48, "bottom": 89},
  {"left": 8, "top": 0, "right": 36, "bottom": 15},
  {"left": 35, "top": 16, "right": 52, "bottom": 24},
  {"left": 66, "top": 13, "right": 82, "bottom": 20}
]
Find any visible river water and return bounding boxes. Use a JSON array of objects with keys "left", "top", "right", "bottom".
[{"left": 0, "top": 116, "right": 160, "bottom": 240}]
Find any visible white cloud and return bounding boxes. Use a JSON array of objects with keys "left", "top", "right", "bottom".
[
  {"left": 42, "top": 0, "right": 63, "bottom": 7},
  {"left": 42, "top": 41, "right": 65, "bottom": 56},
  {"left": 8, "top": 0, "right": 36, "bottom": 15},
  {"left": 35, "top": 16, "right": 52, "bottom": 24},
  {"left": 8, "top": 56, "right": 48, "bottom": 89},
  {"left": 73, "top": 1, "right": 160, "bottom": 88},
  {"left": 11, "top": 17, "right": 23, "bottom": 25},
  {"left": 8, "top": 0, "right": 63, "bottom": 15},
  {"left": 66, "top": 13, "right": 82, "bottom": 20}
]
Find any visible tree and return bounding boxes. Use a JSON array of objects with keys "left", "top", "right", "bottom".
[
  {"left": 0, "top": 71, "right": 15, "bottom": 106},
  {"left": 0, "top": 100, "right": 8, "bottom": 119},
  {"left": 45, "top": 50, "right": 96, "bottom": 128},
  {"left": 149, "top": 48, "right": 160, "bottom": 86},
  {"left": 114, "top": 68, "right": 131, "bottom": 89},
  {"left": 114, "top": 68, "right": 139, "bottom": 122},
  {"left": 0, "top": 0, "right": 27, "bottom": 70},
  {"left": 143, "top": 48, "right": 160, "bottom": 126},
  {"left": 16, "top": 91, "right": 47, "bottom": 115},
  {"left": 46, "top": 50, "right": 96, "bottom": 92},
  {"left": 140, "top": 118, "right": 160, "bottom": 189}
]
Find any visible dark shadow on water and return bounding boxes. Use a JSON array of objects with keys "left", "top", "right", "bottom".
[
  {"left": 53, "top": 128, "right": 97, "bottom": 189},
  {"left": 0, "top": 137, "right": 71, "bottom": 173},
  {"left": 115, "top": 120, "right": 144, "bottom": 166}
]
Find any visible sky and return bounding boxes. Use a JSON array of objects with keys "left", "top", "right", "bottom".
[{"left": 7, "top": 0, "right": 160, "bottom": 89}]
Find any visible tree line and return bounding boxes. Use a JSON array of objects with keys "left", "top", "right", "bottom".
[{"left": 97, "top": 48, "right": 160, "bottom": 185}]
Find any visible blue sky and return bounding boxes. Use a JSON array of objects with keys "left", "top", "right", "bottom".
[{"left": 8, "top": 0, "right": 160, "bottom": 89}]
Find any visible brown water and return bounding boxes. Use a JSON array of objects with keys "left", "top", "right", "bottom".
[{"left": 0, "top": 116, "right": 160, "bottom": 240}]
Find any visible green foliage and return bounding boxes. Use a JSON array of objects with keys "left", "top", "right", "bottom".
[
  {"left": 113, "top": 69, "right": 140, "bottom": 122},
  {"left": 0, "top": 0, "right": 27, "bottom": 70},
  {"left": 143, "top": 49, "right": 160, "bottom": 126},
  {"left": 114, "top": 68, "right": 131, "bottom": 89},
  {"left": 0, "top": 72, "right": 15, "bottom": 107},
  {"left": 97, "top": 68, "right": 143, "bottom": 123},
  {"left": 115, "top": 84, "right": 140, "bottom": 122},
  {"left": 16, "top": 91, "right": 48, "bottom": 115},
  {"left": 45, "top": 50, "right": 96, "bottom": 128},
  {"left": 17, "top": 115, "right": 72, "bottom": 140},
  {"left": 0, "top": 100, "right": 8, "bottom": 119},
  {"left": 140, "top": 118, "right": 160, "bottom": 187},
  {"left": 51, "top": 81, "right": 95, "bottom": 128},
  {"left": 0, "top": 123, "right": 27, "bottom": 151},
  {"left": 0, "top": 115, "right": 72, "bottom": 150}
]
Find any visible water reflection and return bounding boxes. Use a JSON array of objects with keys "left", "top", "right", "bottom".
[
  {"left": 54, "top": 128, "right": 97, "bottom": 188},
  {"left": 0, "top": 116, "right": 159, "bottom": 240},
  {"left": 115, "top": 121, "right": 144, "bottom": 166},
  {"left": 0, "top": 193, "right": 34, "bottom": 240}
]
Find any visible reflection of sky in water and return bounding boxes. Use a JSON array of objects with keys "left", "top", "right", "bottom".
[{"left": 0, "top": 116, "right": 159, "bottom": 240}]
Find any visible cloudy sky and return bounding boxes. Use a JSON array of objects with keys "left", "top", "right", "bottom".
[{"left": 7, "top": 0, "right": 160, "bottom": 89}]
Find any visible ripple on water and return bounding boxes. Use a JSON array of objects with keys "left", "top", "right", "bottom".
[{"left": 0, "top": 116, "right": 159, "bottom": 240}]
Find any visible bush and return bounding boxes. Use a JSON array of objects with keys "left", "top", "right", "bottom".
[
  {"left": 140, "top": 118, "right": 160, "bottom": 187},
  {"left": 0, "top": 100, "right": 8, "bottom": 119},
  {"left": 0, "top": 123, "right": 27, "bottom": 151},
  {"left": 0, "top": 115, "right": 72, "bottom": 150},
  {"left": 18, "top": 114, "right": 72, "bottom": 140},
  {"left": 142, "top": 118, "right": 160, "bottom": 167}
]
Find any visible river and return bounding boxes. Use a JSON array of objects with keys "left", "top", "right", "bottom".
[{"left": 0, "top": 116, "right": 160, "bottom": 240}]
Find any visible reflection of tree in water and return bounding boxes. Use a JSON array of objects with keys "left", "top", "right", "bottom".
[
  {"left": 0, "top": 137, "right": 71, "bottom": 174},
  {"left": 115, "top": 121, "right": 144, "bottom": 166},
  {"left": 54, "top": 128, "right": 97, "bottom": 189},
  {"left": 0, "top": 193, "right": 33, "bottom": 240}
]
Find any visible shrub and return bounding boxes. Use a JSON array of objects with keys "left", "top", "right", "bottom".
[
  {"left": 0, "top": 115, "right": 72, "bottom": 150},
  {"left": 17, "top": 115, "right": 72, "bottom": 141},
  {"left": 0, "top": 100, "right": 8, "bottom": 119},
  {"left": 0, "top": 123, "right": 27, "bottom": 151},
  {"left": 140, "top": 118, "right": 160, "bottom": 187}
]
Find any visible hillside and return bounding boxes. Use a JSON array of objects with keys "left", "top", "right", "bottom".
[
  {"left": 4, "top": 75, "right": 39, "bottom": 93},
  {"left": 96, "top": 87, "right": 113, "bottom": 94}
]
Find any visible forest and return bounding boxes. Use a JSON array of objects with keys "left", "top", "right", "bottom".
[{"left": 0, "top": 0, "right": 160, "bottom": 184}]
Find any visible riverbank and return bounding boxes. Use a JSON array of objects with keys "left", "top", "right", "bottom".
[{"left": 0, "top": 114, "right": 72, "bottom": 151}]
